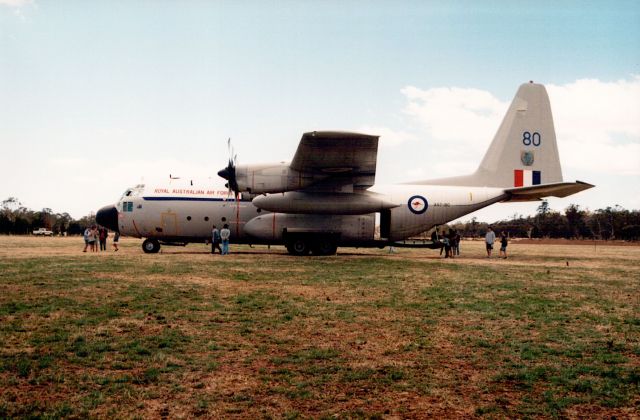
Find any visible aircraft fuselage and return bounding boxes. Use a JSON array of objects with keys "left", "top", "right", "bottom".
[{"left": 97, "top": 181, "right": 507, "bottom": 254}]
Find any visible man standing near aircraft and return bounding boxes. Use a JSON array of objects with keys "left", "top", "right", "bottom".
[
  {"left": 211, "top": 225, "right": 222, "bottom": 254},
  {"left": 220, "top": 224, "right": 230, "bottom": 255},
  {"left": 82, "top": 226, "right": 91, "bottom": 252},
  {"left": 485, "top": 227, "right": 496, "bottom": 258}
]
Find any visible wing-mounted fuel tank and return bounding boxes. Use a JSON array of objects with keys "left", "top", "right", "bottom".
[
  {"left": 222, "top": 162, "right": 329, "bottom": 194},
  {"left": 252, "top": 192, "right": 399, "bottom": 215}
]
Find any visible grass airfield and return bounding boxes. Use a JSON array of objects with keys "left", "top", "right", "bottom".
[{"left": 0, "top": 236, "right": 638, "bottom": 419}]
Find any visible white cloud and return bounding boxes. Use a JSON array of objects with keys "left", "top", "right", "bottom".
[
  {"left": 388, "top": 85, "right": 509, "bottom": 179},
  {"left": 395, "top": 77, "right": 640, "bottom": 177},
  {"left": 1, "top": 0, "right": 35, "bottom": 21},
  {"left": 355, "top": 125, "right": 416, "bottom": 148},
  {"left": 547, "top": 77, "right": 640, "bottom": 175},
  {"left": 0, "top": 0, "right": 32, "bottom": 7},
  {"left": 401, "top": 85, "right": 508, "bottom": 145}
]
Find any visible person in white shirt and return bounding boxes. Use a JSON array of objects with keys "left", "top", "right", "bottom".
[
  {"left": 485, "top": 226, "right": 496, "bottom": 258},
  {"left": 220, "top": 224, "right": 231, "bottom": 255},
  {"left": 82, "top": 227, "right": 91, "bottom": 252}
]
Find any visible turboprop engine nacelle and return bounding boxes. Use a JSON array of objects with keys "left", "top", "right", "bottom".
[
  {"left": 233, "top": 163, "right": 329, "bottom": 194},
  {"left": 252, "top": 192, "right": 399, "bottom": 215}
]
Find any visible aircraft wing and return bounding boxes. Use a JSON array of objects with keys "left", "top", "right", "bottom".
[
  {"left": 503, "top": 181, "right": 594, "bottom": 201},
  {"left": 290, "top": 131, "right": 379, "bottom": 190}
]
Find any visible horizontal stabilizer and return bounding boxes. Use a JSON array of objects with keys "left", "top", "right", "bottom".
[{"left": 503, "top": 181, "right": 594, "bottom": 201}]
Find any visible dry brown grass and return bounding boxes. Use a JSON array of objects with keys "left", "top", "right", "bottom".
[{"left": 0, "top": 235, "right": 638, "bottom": 418}]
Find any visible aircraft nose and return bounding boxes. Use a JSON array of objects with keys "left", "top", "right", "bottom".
[{"left": 96, "top": 205, "right": 119, "bottom": 232}]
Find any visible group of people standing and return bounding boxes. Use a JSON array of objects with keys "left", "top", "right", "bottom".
[
  {"left": 211, "top": 224, "right": 231, "bottom": 255},
  {"left": 484, "top": 226, "right": 508, "bottom": 259},
  {"left": 431, "top": 229, "right": 461, "bottom": 258},
  {"left": 429, "top": 227, "right": 509, "bottom": 259},
  {"left": 83, "top": 225, "right": 119, "bottom": 252},
  {"left": 81, "top": 222, "right": 508, "bottom": 258}
]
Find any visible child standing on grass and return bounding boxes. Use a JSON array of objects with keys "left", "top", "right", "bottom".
[{"left": 499, "top": 231, "right": 508, "bottom": 259}]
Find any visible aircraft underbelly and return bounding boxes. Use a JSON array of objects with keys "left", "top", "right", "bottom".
[{"left": 244, "top": 213, "right": 375, "bottom": 243}]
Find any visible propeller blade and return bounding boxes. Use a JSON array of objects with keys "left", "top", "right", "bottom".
[{"left": 217, "top": 137, "right": 240, "bottom": 198}]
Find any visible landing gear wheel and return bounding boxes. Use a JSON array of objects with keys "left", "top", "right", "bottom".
[
  {"left": 142, "top": 238, "right": 161, "bottom": 254},
  {"left": 312, "top": 239, "right": 337, "bottom": 256},
  {"left": 286, "top": 238, "right": 310, "bottom": 256}
]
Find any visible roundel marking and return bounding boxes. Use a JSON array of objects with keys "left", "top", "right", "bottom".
[{"left": 408, "top": 195, "right": 428, "bottom": 214}]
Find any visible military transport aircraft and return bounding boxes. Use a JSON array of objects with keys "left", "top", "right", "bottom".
[{"left": 96, "top": 82, "right": 593, "bottom": 255}]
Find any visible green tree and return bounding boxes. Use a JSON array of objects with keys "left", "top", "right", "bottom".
[{"left": 565, "top": 204, "right": 588, "bottom": 239}]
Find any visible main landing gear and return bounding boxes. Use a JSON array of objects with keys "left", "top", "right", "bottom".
[
  {"left": 285, "top": 234, "right": 338, "bottom": 256},
  {"left": 142, "top": 238, "right": 161, "bottom": 254}
]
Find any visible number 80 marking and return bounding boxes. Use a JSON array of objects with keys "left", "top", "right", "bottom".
[{"left": 522, "top": 131, "right": 541, "bottom": 146}]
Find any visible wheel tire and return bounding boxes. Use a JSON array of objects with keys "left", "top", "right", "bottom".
[
  {"left": 287, "top": 238, "right": 310, "bottom": 256},
  {"left": 312, "top": 239, "right": 337, "bottom": 256},
  {"left": 142, "top": 238, "right": 161, "bottom": 254}
]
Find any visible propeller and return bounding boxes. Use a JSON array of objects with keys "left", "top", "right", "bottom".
[{"left": 217, "top": 138, "right": 240, "bottom": 198}]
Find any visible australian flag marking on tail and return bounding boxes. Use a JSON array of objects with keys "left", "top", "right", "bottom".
[{"left": 514, "top": 169, "right": 541, "bottom": 187}]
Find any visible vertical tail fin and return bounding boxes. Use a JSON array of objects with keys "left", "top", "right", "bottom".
[
  {"left": 416, "top": 82, "right": 564, "bottom": 188},
  {"left": 476, "top": 82, "right": 563, "bottom": 187}
]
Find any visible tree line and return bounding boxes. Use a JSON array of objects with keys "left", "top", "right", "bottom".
[
  {"left": 2, "top": 196, "right": 640, "bottom": 240},
  {"left": 0, "top": 197, "right": 95, "bottom": 236},
  {"left": 448, "top": 202, "right": 640, "bottom": 241}
]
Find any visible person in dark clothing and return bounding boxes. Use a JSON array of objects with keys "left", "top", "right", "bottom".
[
  {"left": 453, "top": 230, "right": 461, "bottom": 256},
  {"left": 446, "top": 229, "right": 455, "bottom": 258},
  {"left": 441, "top": 230, "right": 451, "bottom": 258},
  {"left": 98, "top": 227, "right": 108, "bottom": 251},
  {"left": 499, "top": 231, "right": 508, "bottom": 259},
  {"left": 211, "top": 225, "right": 222, "bottom": 254}
]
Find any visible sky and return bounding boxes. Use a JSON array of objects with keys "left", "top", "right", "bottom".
[{"left": 1, "top": 1, "right": 639, "bottom": 221}]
